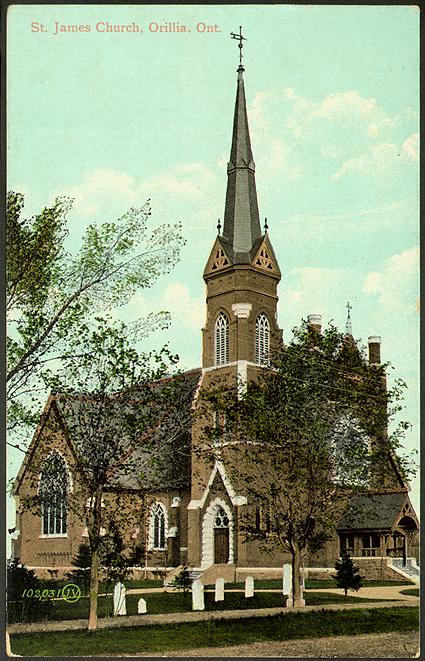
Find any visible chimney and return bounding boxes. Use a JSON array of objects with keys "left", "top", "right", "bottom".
[
  {"left": 307, "top": 314, "right": 322, "bottom": 333},
  {"left": 368, "top": 336, "right": 381, "bottom": 364}
]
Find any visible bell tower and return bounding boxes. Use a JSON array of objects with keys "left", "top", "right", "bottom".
[
  {"left": 187, "top": 31, "right": 283, "bottom": 571},
  {"left": 202, "top": 50, "right": 283, "bottom": 371}
]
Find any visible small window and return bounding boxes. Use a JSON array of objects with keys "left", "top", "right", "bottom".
[
  {"left": 215, "top": 313, "right": 229, "bottom": 365},
  {"left": 361, "top": 533, "right": 381, "bottom": 557},
  {"left": 255, "top": 313, "right": 270, "bottom": 365},
  {"left": 214, "top": 506, "right": 230, "bottom": 529},
  {"left": 39, "top": 452, "right": 70, "bottom": 536}
]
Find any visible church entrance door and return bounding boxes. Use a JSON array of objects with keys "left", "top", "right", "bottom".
[
  {"left": 214, "top": 528, "right": 229, "bottom": 564},
  {"left": 213, "top": 506, "right": 230, "bottom": 564}
]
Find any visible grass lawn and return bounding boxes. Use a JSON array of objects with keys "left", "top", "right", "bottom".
[
  {"left": 11, "top": 589, "right": 397, "bottom": 623},
  {"left": 399, "top": 588, "right": 419, "bottom": 597},
  {"left": 10, "top": 606, "right": 419, "bottom": 656},
  {"left": 205, "top": 579, "right": 413, "bottom": 590}
]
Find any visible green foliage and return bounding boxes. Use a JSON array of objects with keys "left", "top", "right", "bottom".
[
  {"left": 7, "top": 559, "right": 53, "bottom": 623},
  {"left": 100, "top": 520, "right": 143, "bottom": 587},
  {"left": 170, "top": 566, "right": 192, "bottom": 593},
  {"left": 198, "top": 320, "right": 412, "bottom": 603},
  {"left": 333, "top": 552, "right": 363, "bottom": 597},
  {"left": 6, "top": 191, "right": 185, "bottom": 437},
  {"left": 66, "top": 544, "right": 92, "bottom": 596}
]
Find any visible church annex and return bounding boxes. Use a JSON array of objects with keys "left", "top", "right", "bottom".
[{"left": 12, "top": 48, "right": 419, "bottom": 584}]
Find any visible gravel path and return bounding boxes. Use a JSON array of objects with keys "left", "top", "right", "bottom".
[{"left": 136, "top": 630, "right": 419, "bottom": 658}]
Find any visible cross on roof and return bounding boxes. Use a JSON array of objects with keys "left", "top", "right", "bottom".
[{"left": 230, "top": 26, "right": 247, "bottom": 67}]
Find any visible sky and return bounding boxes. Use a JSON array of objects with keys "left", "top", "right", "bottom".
[{"left": 7, "top": 4, "right": 419, "bottom": 539}]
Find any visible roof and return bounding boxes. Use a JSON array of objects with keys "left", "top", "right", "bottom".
[
  {"left": 39, "top": 368, "right": 202, "bottom": 493},
  {"left": 222, "top": 67, "right": 262, "bottom": 262},
  {"left": 338, "top": 491, "right": 407, "bottom": 531}
]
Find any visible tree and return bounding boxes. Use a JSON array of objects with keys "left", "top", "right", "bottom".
[
  {"left": 7, "top": 558, "right": 53, "bottom": 623},
  {"left": 197, "top": 321, "right": 412, "bottom": 608},
  {"left": 21, "top": 318, "right": 194, "bottom": 631},
  {"left": 170, "top": 566, "right": 192, "bottom": 593},
  {"left": 66, "top": 543, "right": 92, "bottom": 596},
  {"left": 333, "top": 552, "right": 363, "bottom": 598},
  {"left": 6, "top": 191, "right": 185, "bottom": 438}
]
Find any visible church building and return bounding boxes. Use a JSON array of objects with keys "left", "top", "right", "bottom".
[{"left": 12, "top": 47, "right": 419, "bottom": 585}]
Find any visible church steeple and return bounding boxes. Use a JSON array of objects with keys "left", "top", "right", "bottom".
[
  {"left": 201, "top": 30, "right": 282, "bottom": 369},
  {"left": 221, "top": 63, "right": 262, "bottom": 263}
]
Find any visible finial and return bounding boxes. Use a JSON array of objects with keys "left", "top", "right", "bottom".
[
  {"left": 345, "top": 301, "right": 353, "bottom": 335},
  {"left": 230, "top": 26, "right": 247, "bottom": 69},
  {"left": 217, "top": 219, "right": 221, "bottom": 235},
  {"left": 264, "top": 217, "right": 269, "bottom": 234}
]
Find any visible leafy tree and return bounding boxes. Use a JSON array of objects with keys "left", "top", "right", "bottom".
[
  {"left": 170, "top": 566, "right": 192, "bottom": 593},
  {"left": 66, "top": 543, "right": 92, "bottom": 596},
  {"left": 20, "top": 318, "right": 193, "bottom": 630},
  {"left": 333, "top": 552, "right": 363, "bottom": 598},
  {"left": 197, "top": 321, "right": 412, "bottom": 608},
  {"left": 6, "top": 558, "right": 53, "bottom": 623},
  {"left": 6, "top": 191, "right": 185, "bottom": 439}
]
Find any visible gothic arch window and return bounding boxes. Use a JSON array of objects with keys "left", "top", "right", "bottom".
[
  {"left": 255, "top": 313, "right": 270, "bottom": 365},
  {"left": 215, "top": 312, "right": 229, "bottom": 366},
  {"left": 39, "top": 451, "right": 70, "bottom": 536},
  {"left": 149, "top": 502, "right": 167, "bottom": 550}
]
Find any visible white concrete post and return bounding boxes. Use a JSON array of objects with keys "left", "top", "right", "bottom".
[
  {"left": 215, "top": 577, "right": 225, "bottom": 602},
  {"left": 192, "top": 579, "right": 205, "bottom": 611},
  {"left": 245, "top": 575, "right": 254, "bottom": 598}
]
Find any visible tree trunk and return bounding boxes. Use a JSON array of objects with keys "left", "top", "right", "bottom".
[
  {"left": 87, "top": 484, "right": 103, "bottom": 631},
  {"left": 291, "top": 544, "right": 304, "bottom": 608},
  {"left": 88, "top": 546, "right": 100, "bottom": 630}
]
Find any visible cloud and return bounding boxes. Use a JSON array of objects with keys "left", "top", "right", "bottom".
[
  {"left": 62, "top": 168, "right": 138, "bottom": 217},
  {"left": 57, "top": 163, "right": 220, "bottom": 218},
  {"left": 363, "top": 246, "right": 419, "bottom": 313},
  {"left": 161, "top": 283, "right": 205, "bottom": 330},
  {"left": 402, "top": 133, "right": 419, "bottom": 160},
  {"left": 284, "top": 89, "right": 399, "bottom": 140},
  {"left": 280, "top": 266, "right": 355, "bottom": 334},
  {"left": 247, "top": 92, "right": 303, "bottom": 181},
  {"left": 332, "top": 143, "right": 400, "bottom": 179}
]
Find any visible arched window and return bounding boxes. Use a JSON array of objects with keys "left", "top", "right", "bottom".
[
  {"left": 215, "top": 313, "right": 229, "bottom": 365},
  {"left": 39, "top": 452, "right": 70, "bottom": 536},
  {"left": 255, "top": 313, "right": 270, "bottom": 365},
  {"left": 150, "top": 503, "right": 167, "bottom": 550},
  {"left": 213, "top": 506, "right": 230, "bottom": 529}
]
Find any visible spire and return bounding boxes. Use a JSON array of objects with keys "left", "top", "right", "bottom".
[
  {"left": 222, "top": 29, "right": 262, "bottom": 263},
  {"left": 345, "top": 302, "right": 353, "bottom": 335}
]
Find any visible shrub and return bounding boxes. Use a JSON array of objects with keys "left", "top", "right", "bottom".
[
  {"left": 333, "top": 552, "right": 363, "bottom": 598},
  {"left": 7, "top": 558, "right": 53, "bottom": 623}
]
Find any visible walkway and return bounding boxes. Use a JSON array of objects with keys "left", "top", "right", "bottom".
[{"left": 8, "top": 597, "right": 417, "bottom": 635}]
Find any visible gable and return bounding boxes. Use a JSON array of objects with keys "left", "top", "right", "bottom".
[
  {"left": 203, "top": 237, "right": 231, "bottom": 276},
  {"left": 187, "top": 459, "right": 247, "bottom": 510},
  {"left": 252, "top": 235, "right": 281, "bottom": 276},
  {"left": 14, "top": 398, "right": 81, "bottom": 496}
]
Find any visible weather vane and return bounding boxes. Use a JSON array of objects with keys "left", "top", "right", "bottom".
[{"left": 230, "top": 26, "right": 247, "bottom": 67}]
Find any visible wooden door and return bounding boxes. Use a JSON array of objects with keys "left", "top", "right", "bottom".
[{"left": 214, "top": 528, "right": 229, "bottom": 564}]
